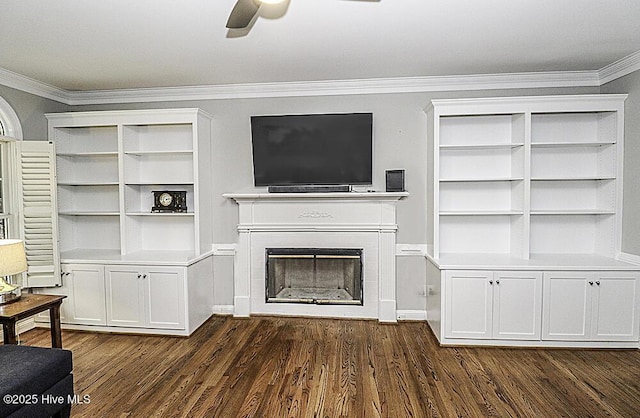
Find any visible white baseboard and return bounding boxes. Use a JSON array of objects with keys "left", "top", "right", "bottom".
[
  {"left": 213, "top": 305, "right": 428, "bottom": 322},
  {"left": 618, "top": 252, "right": 640, "bottom": 265},
  {"left": 233, "top": 296, "right": 251, "bottom": 317},
  {"left": 397, "top": 310, "right": 427, "bottom": 321},
  {"left": 212, "top": 305, "right": 234, "bottom": 315},
  {"left": 378, "top": 299, "right": 398, "bottom": 323}
]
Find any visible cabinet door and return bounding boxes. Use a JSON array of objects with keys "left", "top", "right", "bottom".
[
  {"left": 542, "top": 272, "right": 592, "bottom": 341},
  {"left": 34, "top": 280, "right": 72, "bottom": 324},
  {"left": 492, "top": 271, "right": 542, "bottom": 340},
  {"left": 67, "top": 264, "right": 106, "bottom": 325},
  {"left": 105, "top": 266, "right": 145, "bottom": 328},
  {"left": 591, "top": 272, "right": 640, "bottom": 341},
  {"left": 144, "top": 267, "right": 186, "bottom": 330},
  {"left": 445, "top": 270, "right": 493, "bottom": 339}
]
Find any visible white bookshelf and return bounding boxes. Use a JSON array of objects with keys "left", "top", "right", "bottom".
[
  {"left": 425, "top": 95, "right": 640, "bottom": 349},
  {"left": 426, "top": 95, "right": 628, "bottom": 263},
  {"left": 46, "top": 109, "right": 213, "bottom": 262},
  {"left": 41, "top": 109, "right": 215, "bottom": 336}
]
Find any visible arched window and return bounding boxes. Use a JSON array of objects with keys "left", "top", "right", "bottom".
[
  {"left": 0, "top": 94, "right": 22, "bottom": 239},
  {"left": 0, "top": 95, "right": 23, "bottom": 139}
]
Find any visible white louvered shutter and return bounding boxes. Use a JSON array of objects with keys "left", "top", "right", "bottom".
[{"left": 17, "top": 141, "right": 60, "bottom": 287}]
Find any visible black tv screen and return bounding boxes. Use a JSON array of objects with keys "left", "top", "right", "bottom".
[{"left": 251, "top": 113, "right": 373, "bottom": 186}]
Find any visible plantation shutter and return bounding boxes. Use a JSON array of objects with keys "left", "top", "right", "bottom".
[{"left": 17, "top": 141, "right": 60, "bottom": 287}]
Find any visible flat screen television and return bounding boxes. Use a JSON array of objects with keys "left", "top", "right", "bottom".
[{"left": 251, "top": 113, "right": 373, "bottom": 187}]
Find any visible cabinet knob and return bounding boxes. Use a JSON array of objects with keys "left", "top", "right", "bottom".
[
  {"left": 596, "top": 281, "right": 600, "bottom": 286},
  {"left": 496, "top": 280, "right": 500, "bottom": 285},
  {"left": 143, "top": 274, "right": 148, "bottom": 279},
  {"left": 588, "top": 281, "right": 594, "bottom": 286},
  {"left": 137, "top": 274, "right": 142, "bottom": 279},
  {"left": 489, "top": 280, "right": 493, "bottom": 285}
]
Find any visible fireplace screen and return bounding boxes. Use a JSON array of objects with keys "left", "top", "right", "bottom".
[{"left": 266, "top": 248, "right": 363, "bottom": 305}]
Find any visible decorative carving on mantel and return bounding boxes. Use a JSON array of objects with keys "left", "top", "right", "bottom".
[{"left": 298, "top": 210, "right": 333, "bottom": 219}]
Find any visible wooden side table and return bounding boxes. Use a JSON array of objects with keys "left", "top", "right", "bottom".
[{"left": 0, "top": 293, "right": 66, "bottom": 348}]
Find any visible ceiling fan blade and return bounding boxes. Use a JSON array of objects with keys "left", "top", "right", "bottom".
[{"left": 226, "top": 0, "right": 260, "bottom": 29}]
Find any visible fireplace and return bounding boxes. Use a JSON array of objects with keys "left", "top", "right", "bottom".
[
  {"left": 265, "top": 248, "right": 363, "bottom": 305},
  {"left": 224, "top": 191, "right": 407, "bottom": 322}
]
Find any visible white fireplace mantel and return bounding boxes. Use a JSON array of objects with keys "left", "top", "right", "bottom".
[{"left": 224, "top": 191, "right": 408, "bottom": 322}]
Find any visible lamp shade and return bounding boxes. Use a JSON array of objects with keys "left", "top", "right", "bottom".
[{"left": 0, "top": 239, "right": 27, "bottom": 276}]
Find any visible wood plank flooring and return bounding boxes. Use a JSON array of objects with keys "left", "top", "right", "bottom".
[{"left": 15, "top": 316, "right": 640, "bottom": 417}]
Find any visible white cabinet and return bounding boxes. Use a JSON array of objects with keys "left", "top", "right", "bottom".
[
  {"left": 62, "top": 264, "right": 106, "bottom": 326},
  {"left": 105, "top": 267, "right": 144, "bottom": 327},
  {"left": 429, "top": 264, "right": 640, "bottom": 347},
  {"left": 34, "top": 284, "right": 72, "bottom": 324},
  {"left": 39, "top": 109, "right": 214, "bottom": 336},
  {"left": 37, "top": 257, "right": 211, "bottom": 336},
  {"left": 35, "top": 263, "right": 106, "bottom": 325},
  {"left": 426, "top": 95, "right": 640, "bottom": 348},
  {"left": 493, "top": 271, "right": 543, "bottom": 340},
  {"left": 105, "top": 265, "right": 186, "bottom": 330},
  {"left": 445, "top": 270, "right": 492, "bottom": 339},
  {"left": 445, "top": 270, "right": 542, "bottom": 340},
  {"left": 543, "top": 271, "right": 640, "bottom": 342}
]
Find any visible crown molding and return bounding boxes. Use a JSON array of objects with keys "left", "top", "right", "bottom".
[
  {"left": 0, "top": 67, "right": 70, "bottom": 103},
  {"left": 599, "top": 50, "right": 640, "bottom": 85},
  {"left": 62, "top": 71, "right": 601, "bottom": 105},
  {"left": 3, "top": 51, "right": 640, "bottom": 105}
]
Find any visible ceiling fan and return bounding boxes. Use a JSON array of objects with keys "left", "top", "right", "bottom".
[{"left": 226, "top": 0, "right": 379, "bottom": 30}]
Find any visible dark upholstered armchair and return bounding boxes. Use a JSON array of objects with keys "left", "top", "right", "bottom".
[{"left": 0, "top": 345, "right": 73, "bottom": 418}]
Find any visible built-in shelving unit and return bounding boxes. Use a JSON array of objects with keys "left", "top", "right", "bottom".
[
  {"left": 40, "top": 109, "right": 215, "bottom": 336},
  {"left": 53, "top": 125, "right": 121, "bottom": 255},
  {"left": 434, "top": 112, "right": 527, "bottom": 258},
  {"left": 425, "top": 95, "right": 640, "bottom": 349},
  {"left": 427, "top": 95, "right": 628, "bottom": 262},
  {"left": 46, "top": 109, "right": 213, "bottom": 262}
]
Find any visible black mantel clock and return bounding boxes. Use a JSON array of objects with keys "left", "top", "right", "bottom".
[{"left": 152, "top": 191, "right": 187, "bottom": 213}]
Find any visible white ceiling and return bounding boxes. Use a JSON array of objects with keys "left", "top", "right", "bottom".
[{"left": 1, "top": 0, "right": 640, "bottom": 92}]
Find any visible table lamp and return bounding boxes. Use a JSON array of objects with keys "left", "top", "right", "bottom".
[{"left": 0, "top": 239, "right": 27, "bottom": 304}]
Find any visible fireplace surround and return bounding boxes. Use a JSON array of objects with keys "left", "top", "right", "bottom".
[{"left": 224, "top": 191, "right": 408, "bottom": 322}]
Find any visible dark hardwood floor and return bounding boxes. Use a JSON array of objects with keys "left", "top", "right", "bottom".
[{"left": 15, "top": 316, "right": 640, "bottom": 417}]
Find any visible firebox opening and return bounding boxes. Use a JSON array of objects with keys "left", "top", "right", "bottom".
[{"left": 265, "top": 248, "right": 363, "bottom": 305}]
